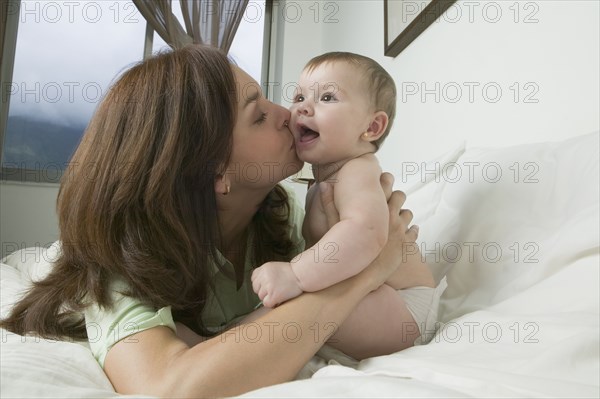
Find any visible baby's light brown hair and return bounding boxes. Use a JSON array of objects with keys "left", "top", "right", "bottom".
[{"left": 304, "top": 52, "right": 397, "bottom": 151}]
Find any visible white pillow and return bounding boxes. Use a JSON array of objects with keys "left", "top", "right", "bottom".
[
  {"left": 413, "top": 131, "right": 599, "bottom": 322},
  {"left": 393, "top": 142, "right": 466, "bottom": 227},
  {"left": 1, "top": 242, "right": 122, "bottom": 398}
]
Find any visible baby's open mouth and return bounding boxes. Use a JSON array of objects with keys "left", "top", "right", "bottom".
[{"left": 299, "top": 124, "right": 320, "bottom": 143}]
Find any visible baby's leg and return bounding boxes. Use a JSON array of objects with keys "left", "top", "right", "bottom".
[
  {"left": 325, "top": 283, "right": 420, "bottom": 360},
  {"left": 385, "top": 243, "right": 435, "bottom": 290}
]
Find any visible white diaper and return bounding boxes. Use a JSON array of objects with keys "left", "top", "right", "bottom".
[
  {"left": 295, "top": 277, "right": 448, "bottom": 379},
  {"left": 398, "top": 276, "right": 448, "bottom": 345}
]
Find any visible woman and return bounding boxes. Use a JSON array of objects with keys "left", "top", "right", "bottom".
[{"left": 0, "top": 45, "right": 429, "bottom": 397}]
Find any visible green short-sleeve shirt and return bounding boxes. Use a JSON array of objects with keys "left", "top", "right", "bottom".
[{"left": 84, "top": 186, "right": 305, "bottom": 367}]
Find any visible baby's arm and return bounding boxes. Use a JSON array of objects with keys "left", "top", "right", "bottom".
[{"left": 291, "top": 155, "right": 389, "bottom": 291}]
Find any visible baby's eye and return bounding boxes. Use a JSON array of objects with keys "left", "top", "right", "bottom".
[
  {"left": 294, "top": 94, "right": 305, "bottom": 103},
  {"left": 321, "top": 93, "right": 335, "bottom": 102}
]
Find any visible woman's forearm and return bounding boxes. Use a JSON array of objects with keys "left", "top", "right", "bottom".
[
  {"left": 165, "top": 268, "right": 379, "bottom": 398},
  {"left": 107, "top": 252, "right": 395, "bottom": 398},
  {"left": 385, "top": 245, "right": 435, "bottom": 289}
]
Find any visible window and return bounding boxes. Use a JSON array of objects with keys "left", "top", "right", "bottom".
[
  {"left": 1, "top": 0, "right": 269, "bottom": 183},
  {"left": 2, "top": 0, "right": 146, "bottom": 182}
]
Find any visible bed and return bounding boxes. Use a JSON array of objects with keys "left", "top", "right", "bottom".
[{"left": 1, "top": 131, "right": 598, "bottom": 398}]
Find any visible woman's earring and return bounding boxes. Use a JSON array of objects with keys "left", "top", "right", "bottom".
[
  {"left": 362, "top": 132, "right": 369, "bottom": 139},
  {"left": 223, "top": 184, "right": 231, "bottom": 195}
]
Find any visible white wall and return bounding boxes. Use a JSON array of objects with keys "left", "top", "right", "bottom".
[
  {"left": 0, "top": 182, "right": 59, "bottom": 258},
  {"left": 274, "top": 0, "right": 600, "bottom": 176}
]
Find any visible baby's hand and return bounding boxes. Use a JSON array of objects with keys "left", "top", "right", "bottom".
[{"left": 251, "top": 261, "right": 303, "bottom": 308}]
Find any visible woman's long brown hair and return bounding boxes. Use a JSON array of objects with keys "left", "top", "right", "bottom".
[{"left": 0, "top": 45, "right": 295, "bottom": 339}]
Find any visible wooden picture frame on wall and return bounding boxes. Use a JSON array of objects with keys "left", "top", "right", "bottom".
[{"left": 384, "top": 0, "right": 457, "bottom": 57}]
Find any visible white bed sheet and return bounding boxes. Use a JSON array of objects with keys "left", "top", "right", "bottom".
[
  {"left": 242, "top": 254, "right": 598, "bottom": 398},
  {"left": 1, "top": 132, "right": 599, "bottom": 398}
]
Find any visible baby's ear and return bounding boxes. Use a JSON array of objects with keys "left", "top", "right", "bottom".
[{"left": 363, "top": 111, "right": 389, "bottom": 142}]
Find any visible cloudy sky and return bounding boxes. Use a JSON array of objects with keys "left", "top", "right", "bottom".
[{"left": 9, "top": 0, "right": 265, "bottom": 127}]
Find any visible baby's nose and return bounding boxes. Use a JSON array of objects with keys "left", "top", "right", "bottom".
[{"left": 298, "top": 102, "right": 313, "bottom": 115}]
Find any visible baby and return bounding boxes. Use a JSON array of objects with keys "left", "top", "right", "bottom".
[{"left": 252, "top": 52, "right": 407, "bottom": 308}]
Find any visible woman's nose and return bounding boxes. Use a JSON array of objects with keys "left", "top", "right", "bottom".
[{"left": 276, "top": 104, "right": 292, "bottom": 129}]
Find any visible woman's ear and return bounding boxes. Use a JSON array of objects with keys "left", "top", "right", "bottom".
[
  {"left": 215, "top": 174, "right": 231, "bottom": 196},
  {"left": 362, "top": 111, "right": 389, "bottom": 142}
]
